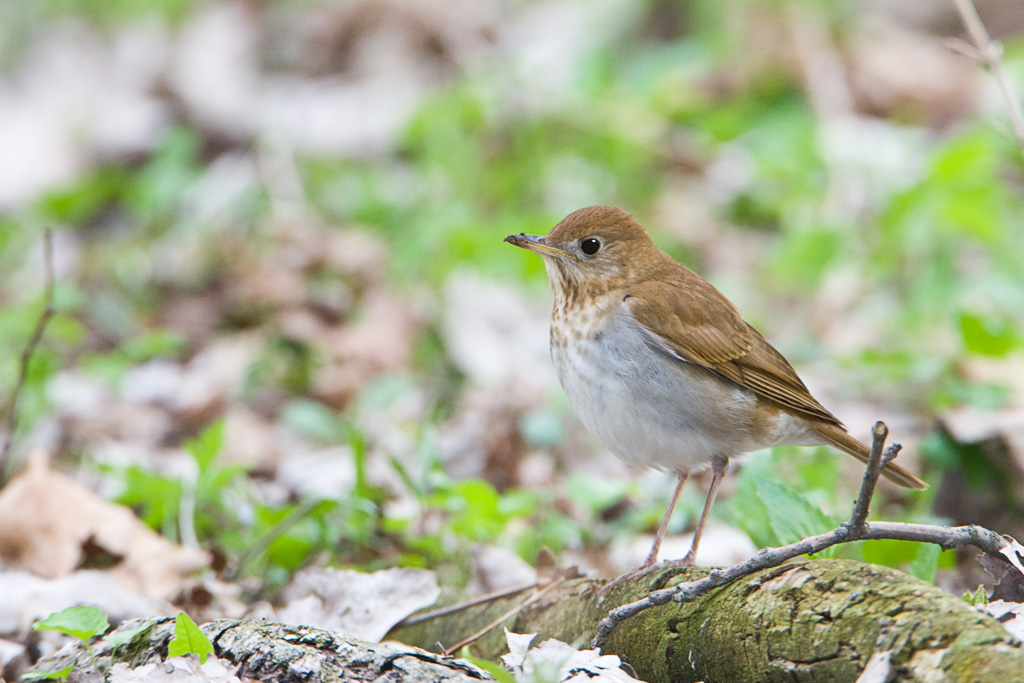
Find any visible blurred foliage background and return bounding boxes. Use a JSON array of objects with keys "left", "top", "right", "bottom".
[{"left": 1, "top": 0, "right": 1024, "bottom": 610}]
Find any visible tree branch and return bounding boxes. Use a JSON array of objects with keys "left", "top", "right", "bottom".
[
  {"left": 848, "top": 421, "right": 890, "bottom": 532},
  {"left": 592, "top": 422, "right": 1019, "bottom": 648}
]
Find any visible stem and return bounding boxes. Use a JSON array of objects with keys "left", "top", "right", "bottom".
[
  {"left": 0, "top": 229, "right": 56, "bottom": 477},
  {"left": 953, "top": 0, "right": 1024, "bottom": 153}
]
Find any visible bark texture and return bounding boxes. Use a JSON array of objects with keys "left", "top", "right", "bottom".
[
  {"left": 30, "top": 617, "right": 492, "bottom": 683},
  {"left": 27, "top": 559, "right": 1024, "bottom": 683},
  {"left": 392, "top": 559, "right": 1024, "bottom": 682}
]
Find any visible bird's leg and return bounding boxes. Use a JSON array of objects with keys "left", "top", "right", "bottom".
[
  {"left": 679, "top": 456, "right": 728, "bottom": 566},
  {"left": 641, "top": 471, "right": 690, "bottom": 568},
  {"left": 598, "top": 472, "right": 689, "bottom": 597}
]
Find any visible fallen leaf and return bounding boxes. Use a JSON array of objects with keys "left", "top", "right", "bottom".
[
  {"left": 109, "top": 656, "right": 241, "bottom": 683},
  {"left": 978, "top": 551, "right": 1024, "bottom": 603},
  {"left": 501, "top": 629, "right": 644, "bottom": 683},
  {"left": 999, "top": 539, "right": 1024, "bottom": 580},
  {"left": 0, "top": 569, "right": 164, "bottom": 634},
  {"left": 0, "top": 637, "right": 28, "bottom": 674},
  {"left": 220, "top": 407, "right": 282, "bottom": 472},
  {"left": 986, "top": 599, "right": 1024, "bottom": 643},
  {"left": 442, "top": 272, "right": 550, "bottom": 393},
  {"left": 276, "top": 567, "right": 439, "bottom": 642},
  {"left": 466, "top": 544, "right": 536, "bottom": 596},
  {"left": 0, "top": 455, "right": 208, "bottom": 600},
  {"left": 311, "top": 290, "right": 417, "bottom": 408}
]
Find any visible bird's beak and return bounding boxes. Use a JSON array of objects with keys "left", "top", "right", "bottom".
[{"left": 504, "top": 233, "right": 572, "bottom": 259}]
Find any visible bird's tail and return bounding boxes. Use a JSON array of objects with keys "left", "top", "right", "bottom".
[{"left": 817, "top": 423, "right": 927, "bottom": 490}]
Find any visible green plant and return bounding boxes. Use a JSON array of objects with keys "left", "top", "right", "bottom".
[
  {"left": 27, "top": 606, "right": 110, "bottom": 680},
  {"left": 167, "top": 612, "right": 214, "bottom": 664},
  {"left": 963, "top": 584, "right": 989, "bottom": 607}
]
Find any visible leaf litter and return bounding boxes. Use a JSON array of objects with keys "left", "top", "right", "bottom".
[{"left": 1, "top": 0, "right": 1023, "bottom": 678}]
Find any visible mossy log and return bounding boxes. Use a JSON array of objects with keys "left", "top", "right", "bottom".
[
  {"left": 27, "top": 559, "right": 1024, "bottom": 683},
  {"left": 28, "top": 617, "right": 491, "bottom": 683},
  {"left": 391, "top": 559, "right": 1024, "bottom": 682}
]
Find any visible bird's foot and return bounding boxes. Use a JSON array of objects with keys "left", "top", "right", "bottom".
[
  {"left": 597, "top": 553, "right": 700, "bottom": 598},
  {"left": 663, "top": 549, "right": 698, "bottom": 569}
]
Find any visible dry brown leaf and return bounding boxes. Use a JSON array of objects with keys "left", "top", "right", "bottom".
[
  {"left": 0, "top": 570, "right": 166, "bottom": 634},
  {"left": 173, "top": 335, "right": 264, "bottom": 424},
  {"left": 438, "top": 391, "right": 528, "bottom": 490},
  {"left": 276, "top": 447, "right": 356, "bottom": 500},
  {"left": 0, "top": 637, "right": 29, "bottom": 677},
  {"left": 442, "top": 272, "right": 550, "bottom": 393},
  {"left": 220, "top": 407, "right": 282, "bottom": 472},
  {"left": 276, "top": 567, "right": 439, "bottom": 642},
  {"left": 0, "top": 455, "right": 208, "bottom": 600},
  {"left": 311, "top": 290, "right": 416, "bottom": 408},
  {"left": 942, "top": 408, "right": 1024, "bottom": 451},
  {"left": 166, "top": 1, "right": 259, "bottom": 142},
  {"left": 502, "top": 630, "right": 642, "bottom": 683},
  {"left": 465, "top": 544, "right": 535, "bottom": 596},
  {"left": 322, "top": 230, "right": 390, "bottom": 288}
]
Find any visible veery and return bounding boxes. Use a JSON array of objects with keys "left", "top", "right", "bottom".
[{"left": 506, "top": 205, "right": 926, "bottom": 578}]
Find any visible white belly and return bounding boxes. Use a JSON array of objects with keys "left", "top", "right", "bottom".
[{"left": 551, "top": 303, "right": 819, "bottom": 473}]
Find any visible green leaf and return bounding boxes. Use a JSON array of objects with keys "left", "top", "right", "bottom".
[
  {"left": 185, "top": 420, "right": 225, "bottom": 473},
  {"left": 21, "top": 665, "right": 74, "bottom": 681},
  {"left": 103, "top": 620, "right": 155, "bottom": 651},
  {"left": 447, "top": 479, "right": 504, "bottom": 540},
  {"left": 567, "top": 473, "right": 630, "bottom": 516},
  {"left": 35, "top": 167, "right": 128, "bottom": 225},
  {"left": 860, "top": 539, "right": 928, "bottom": 571},
  {"left": 462, "top": 656, "right": 517, "bottom": 683},
  {"left": 963, "top": 584, "right": 989, "bottom": 607},
  {"left": 908, "top": 543, "right": 941, "bottom": 583},
  {"left": 110, "top": 464, "right": 184, "bottom": 536},
  {"left": 755, "top": 476, "right": 835, "bottom": 550},
  {"left": 281, "top": 398, "right": 349, "bottom": 444},
  {"left": 33, "top": 606, "right": 109, "bottom": 642},
  {"left": 167, "top": 612, "right": 214, "bottom": 664},
  {"left": 267, "top": 533, "right": 316, "bottom": 571},
  {"left": 959, "top": 312, "right": 1020, "bottom": 357},
  {"left": 730, "top": 452, "right": 779, "bottom": 549},
  {"left": 121, "top": 330, "right": 187, "bottom": 362}
]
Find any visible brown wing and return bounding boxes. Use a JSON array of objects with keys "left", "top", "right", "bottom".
[{"left": 625, "top": 264, "right": 842, "bottom": 427}]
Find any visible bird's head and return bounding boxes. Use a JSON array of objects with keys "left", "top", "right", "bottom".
[{"left": 505, "top": 205, "right": 662, "bottom": 298}]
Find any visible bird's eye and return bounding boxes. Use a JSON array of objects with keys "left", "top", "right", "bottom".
[{"left": 580, "top": 237, "right": 601, "bottom": 255}]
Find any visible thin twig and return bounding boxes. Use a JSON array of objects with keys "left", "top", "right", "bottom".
[
  {"left": 591, "top": 424, "right": 1014, "bottom": 648},
  {"left": 952, "top": 0, "right": 1024, "bottom": 153},
  {"left": 592, "top": 520, "right": 1009, "bottom": 648},
  {"left": 440, "top": 577, "right": 566, "bottom": 656},
  {"left": 847, "top": 421, "right": 888, "bottom": 532},
  {"left": 392, "top": 581, "right": 537, "bottom": 631},
  {"left": 0, "top": 230, "right": 56, "bottom": 476}
]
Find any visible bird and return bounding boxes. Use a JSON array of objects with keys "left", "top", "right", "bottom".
[{"left": 505, "top": 205, "right": 926, "bottom": 582}]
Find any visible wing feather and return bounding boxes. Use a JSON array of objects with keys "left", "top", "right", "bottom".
[{"left": 625, "top": 266, "right": 841, "bottom": 426}]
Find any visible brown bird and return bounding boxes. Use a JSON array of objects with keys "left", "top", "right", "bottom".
[{"left": 506, "top": 205, "right": 925, "bottom": 579}]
